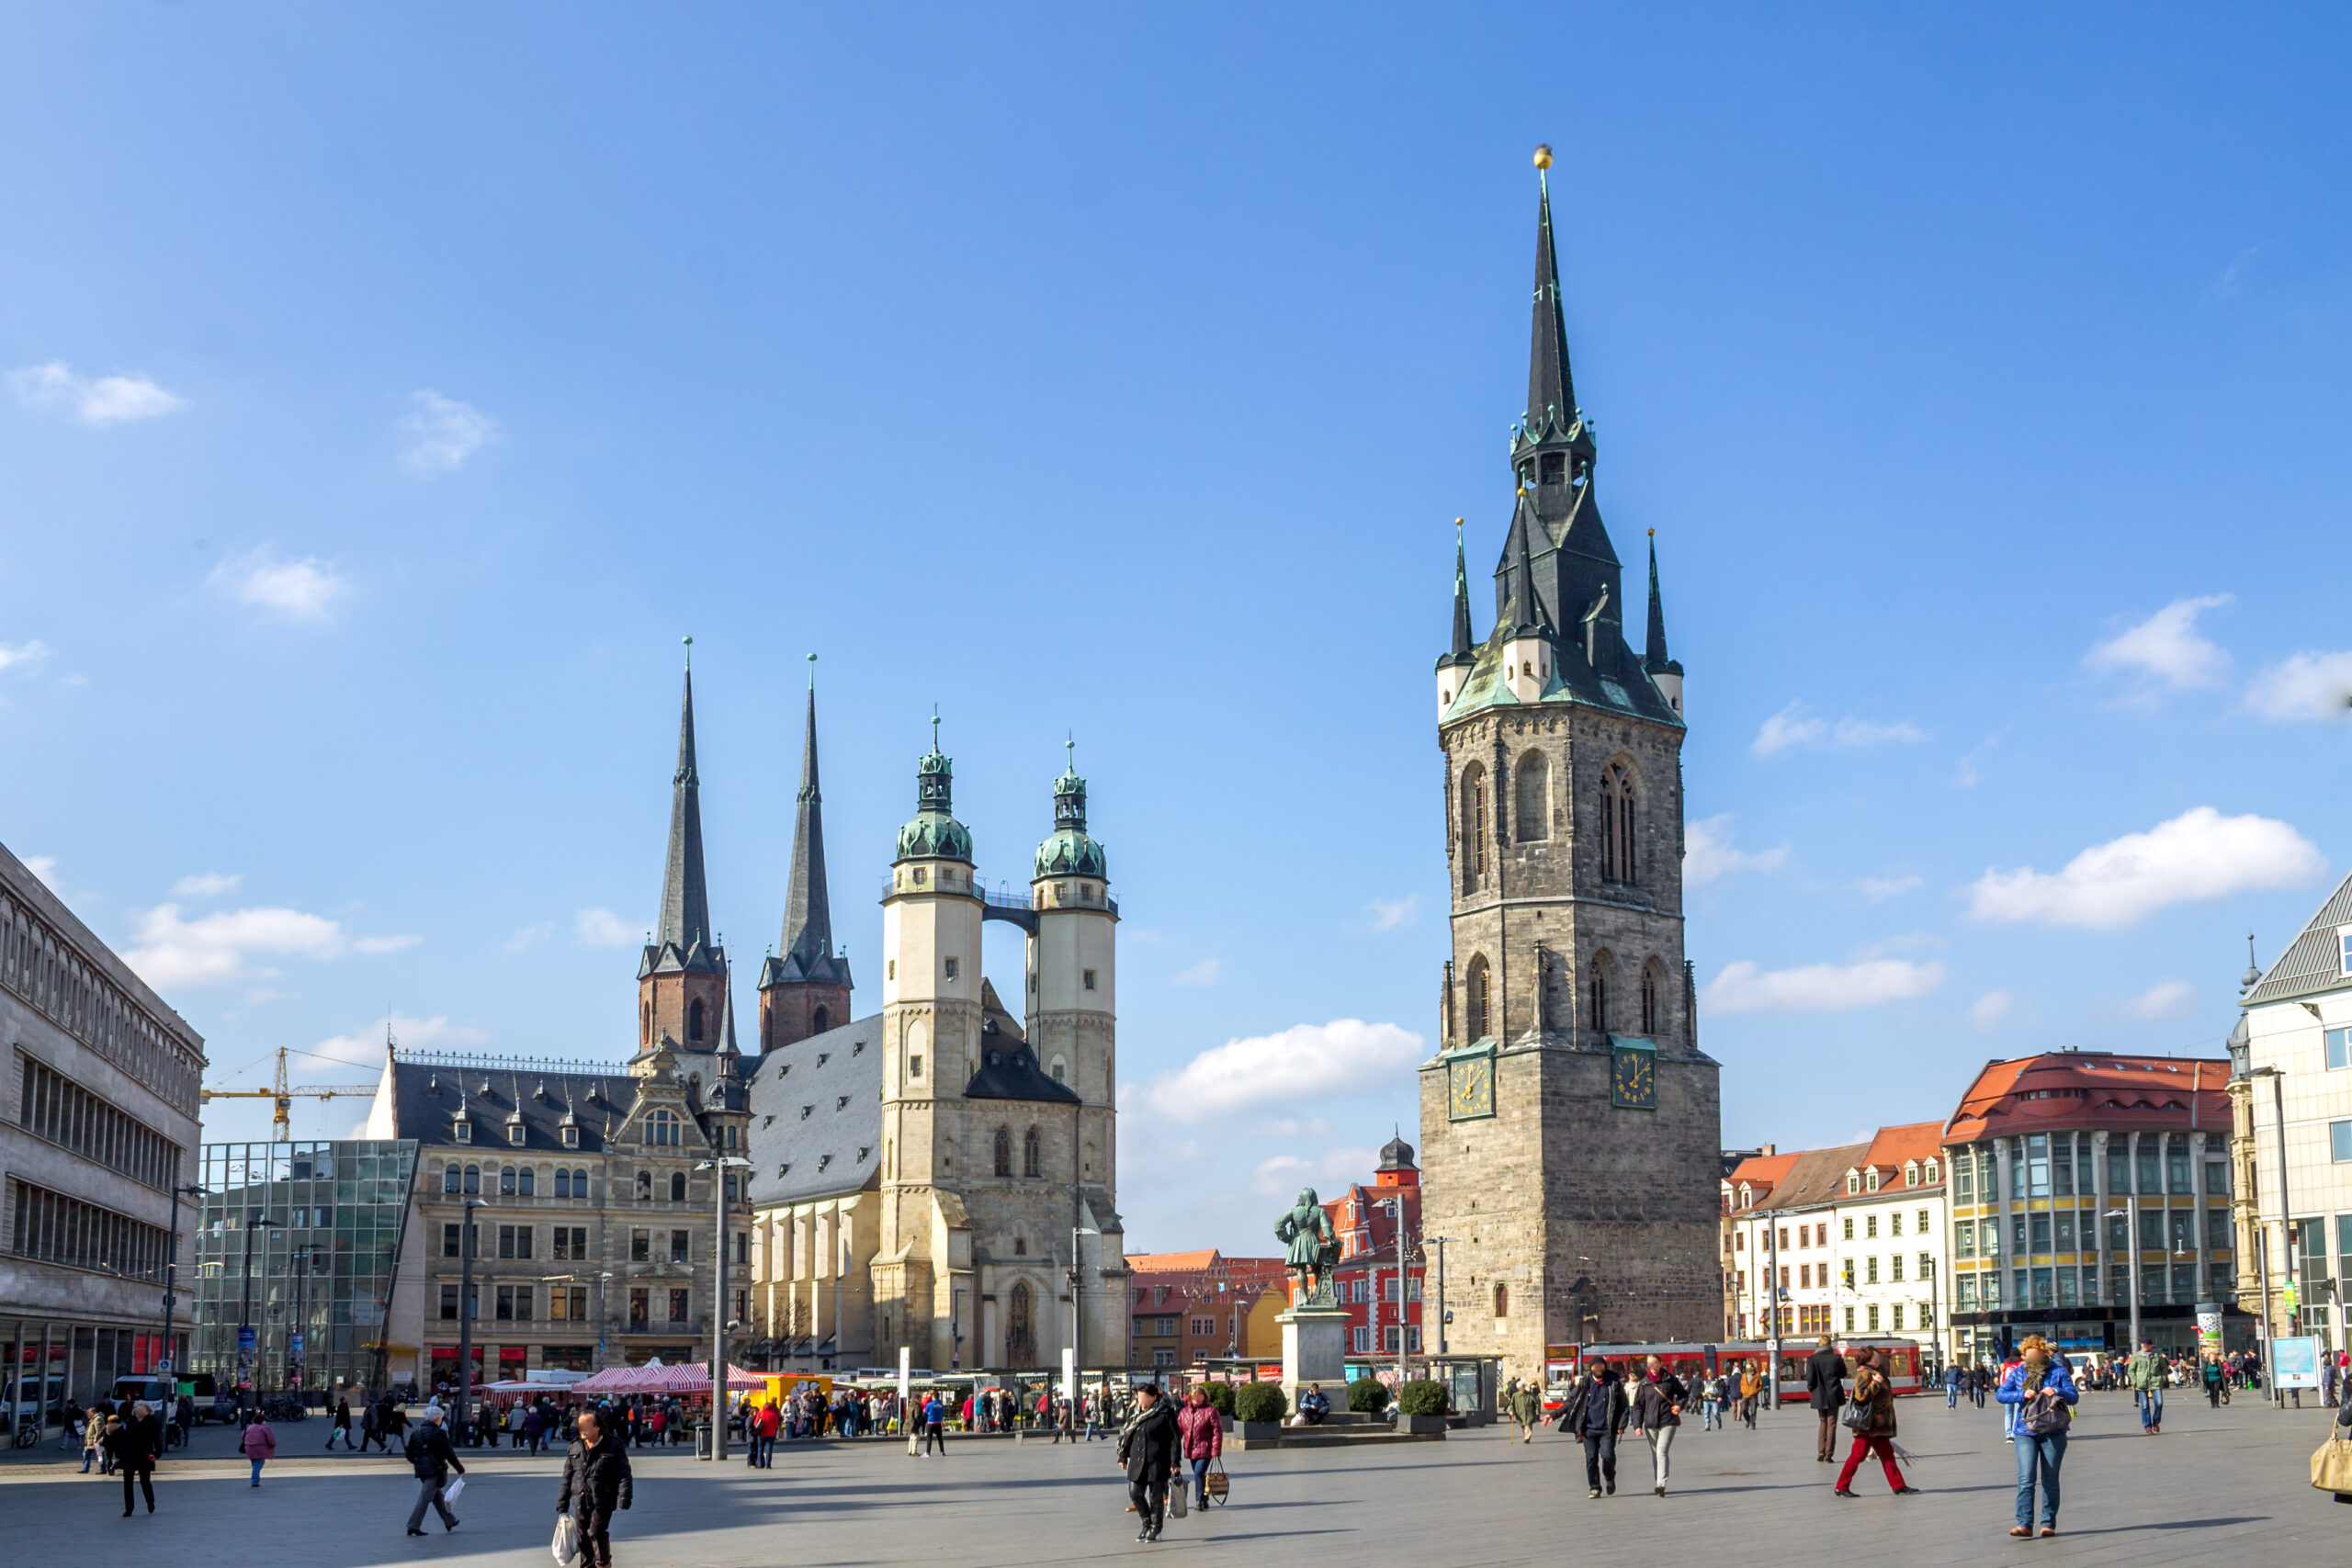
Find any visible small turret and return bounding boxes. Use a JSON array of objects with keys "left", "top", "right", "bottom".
[
  {"left": 1436, "top": 520, "right": 1478, "bottom": 721},
  {"left": 1499, "top": 491, "right": 1555, "bottom": 704},
  {"left": 1642, "top": 530, "right": 1684, "bottom": 717}
]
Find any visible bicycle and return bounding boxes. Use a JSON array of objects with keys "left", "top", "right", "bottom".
[{"left": 12, "top": 1415, "right": 39, "bottom": 1449}]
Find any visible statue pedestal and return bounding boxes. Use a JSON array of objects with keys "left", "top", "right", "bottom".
[{"left": 1279, "top": 1303, "right": 1351, "bottom": 1410}]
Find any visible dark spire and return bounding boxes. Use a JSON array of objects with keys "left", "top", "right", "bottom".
[
  {"left": 646, "top": 639, "right": 720, "bottom": 977},
  {"left": 1511, "top": 491, "right": 1549, "bottom": 634},
  {"left": 1526, "top": 145, "right": 1578, "bottom": 437},
  {"left": 1448, "top": 519, "right": 1476, "bottom": 661},
  {"left": 777, "top": 656, "right": 839, "bottom": 977},
  {"left": 1643, "top": 530, "right": 1681, "bottom": 675}
]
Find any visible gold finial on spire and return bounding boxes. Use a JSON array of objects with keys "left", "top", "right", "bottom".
[
  {"left": 1532, "top": 144, "right": 1553, "bottom": 171},
  {"left": 1648, "top": 527, "right": 1656, "bottom": 537}
]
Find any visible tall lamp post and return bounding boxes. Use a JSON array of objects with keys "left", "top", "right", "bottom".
[
  {"left": 235, "top": 1213, "right": 279, "bottom": 1423},
  {"left": 454, "top": 1197, "right": 483, "bottom": 1442},
  {"left": 1425, "top": 1236, "right": 1452, "bottom": 1357},
  {"left": 696, "top": 1155, "right": 751, "bottom": 1461},
  {"left": 1068, "top": 1224, "right": 1097, "bottom": 1399},
  {"left": 159, "top": 1183, "right": 207, "bottom": 1387},
  {"left": 2249, "top": 1066, "right": 2293, "bottom": 1408},
  {"left": 1377, "top": 1197, "right": 1415, "bottom": 1386},
  {"left": 2105, "top": 1201, "right": 2142, "bottom": 1353}
]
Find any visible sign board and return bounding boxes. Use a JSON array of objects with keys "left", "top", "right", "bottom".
[{"left": 2274, "top": 1335, "right": 2322, "bottom": 1391}]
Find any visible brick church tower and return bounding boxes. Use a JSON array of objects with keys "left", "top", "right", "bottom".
[
  {"left": 1416, "top": 149, "right": 1722, "bottom": 1380},
  {"left": 638, "top": 657, "right": 729, "bottom": 1052},
  {"left": 758, "top": 662, "right": 853, "bottom": 1050}
]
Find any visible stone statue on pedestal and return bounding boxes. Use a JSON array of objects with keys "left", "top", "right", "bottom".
[{"left": 1275, "top": 1188, "right": 1340, "bottom": 1307}]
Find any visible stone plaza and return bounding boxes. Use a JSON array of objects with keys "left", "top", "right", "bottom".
[{"left": 0, "top": 1392, "right": 2339, "bottom": 1566}]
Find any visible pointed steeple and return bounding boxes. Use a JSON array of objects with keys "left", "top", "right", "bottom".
[
  {"left": 1447, "top": 519, "right": 1476, "bottom": 662},
  {"left": 1526, "top": 144, "right": 1579, "bottom": 439},
  {"left": 1512, "top": 497, "right": 1550, "bottom": 634},
  {"left": 1643, "top": 532, "right": 1679, "bottom": 676},
  {"left": 777, "top": 656, "right": 843, "bottom": 981},
  {"left": 644, "top": 638, "right": 720, "bottom": 978}
]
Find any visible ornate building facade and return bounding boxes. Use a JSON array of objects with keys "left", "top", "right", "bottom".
[{"left": 1416, "top": 152, "right": 1723, "bottom": 1381}]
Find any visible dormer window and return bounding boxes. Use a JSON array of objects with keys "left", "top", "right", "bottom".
[
  {"left": 1904, "top": 1161, "right": 1918, "bottom": 1187},
  {"left": 1923, "top": 1157, "right": 1939, "bottom": 1183},
  {"left": 1539, "top": 451, "right": 1566, "bottom": 485},
  {"left": 454, "top": 1118, "right": 472, "bottom": 1144},
  {"left": 508, "top": 1122, "right": 526, "bottom": 1146},
  {"left": 561, "top": 1124, "right": 579, "bottom": 1148},
  {"left": 1865, "top": 1168, "right": 1881, "bottom": 1192},
  {"left": 1845, "top": 1171, "right": 1859, "bottom": 1195}
]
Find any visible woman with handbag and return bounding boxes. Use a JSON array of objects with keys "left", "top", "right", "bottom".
[
  {"left": 1833, "top": 1348, "right": 1917, "bottom": 1498},
  {"left": 1997, "top": 1335, "right": 2078, "bottom": 1537},
  {"left": 1175, "top": 1386, "right": 1223, "bottom": 1515}
]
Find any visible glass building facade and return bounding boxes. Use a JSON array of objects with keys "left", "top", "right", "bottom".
[{"left": 189, "top": 1140, "right": 417, "bottom": 1396}]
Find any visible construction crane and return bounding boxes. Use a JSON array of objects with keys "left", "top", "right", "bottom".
[{"left": 200, "top": 1045, "right": 379, "bottom": 1140}]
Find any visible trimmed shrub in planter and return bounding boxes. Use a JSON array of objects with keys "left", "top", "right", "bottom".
[
  {"left": 1347, "top": 1378, "right": 1391, "bottom": 1414},
  {"left": 1233, "top": 1382, "right": 1288, "bottom": 1425},
  {"left": 1199, "top": 1381, "right": 1236, "bottom": 1417},
  {"left": 1396, "top": 1379, "right": 1449, "bottom": 1417}
]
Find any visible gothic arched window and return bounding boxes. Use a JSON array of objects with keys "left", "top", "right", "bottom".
[
  {"left": 1640, "top": 962, "right": 1662, "bottom": 1036},
  {"left": 1460, "top": 761, "right": 1488, "bottom": 893},
  {"left": 688, "top": 998, "right": 706, "bottom": 1043},
  {"left": 811, "top": 1005, "right": 830, "bottom": 1035},
  {"left": 1023, "top": 1127, "right": 1042, "bottom": 1179},
  {"left": 1514, "top": 750, "right": 1550, "bottom": 841},
  {"left": 1600, "top": 762, "right": 1637, "bottom": 885},
  {"left": 670, "top": 1171, "right": 686, "bottom": 1202},
  {"left": 640, "top": 1000, "right": 650, "bottom": 1045},
  {"left": 1588, "top": 953, "right": 1611, "bottom": 1035},
  {"left": 1494, "top": 1281, "right": 1510, "bottom": 1318},
  {"left": 1007, "top": 1280, "right": 1036, "bottom": 1366},
  {"left": 1464, "top": 954, "right": 1492, "bottom": 1042},
  {"left": 993, "top": 1127, "right": 1013, "bottom": 1178}
]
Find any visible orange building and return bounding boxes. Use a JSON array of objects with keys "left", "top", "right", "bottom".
[{"left": 1125, "top": 1250, "right": 1286, "bottom": 1370}]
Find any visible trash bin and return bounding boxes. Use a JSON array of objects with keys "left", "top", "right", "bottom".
[{"left": 695, "top": 1422, "right": 712, "bottom": 1459}]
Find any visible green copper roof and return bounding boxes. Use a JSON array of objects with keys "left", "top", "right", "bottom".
[
  {"left": 1035, "top": 743, "right": 1107, "bottom": 880},
  {"left": 895, "top": 715, "right": 974, "bottom": 863}
]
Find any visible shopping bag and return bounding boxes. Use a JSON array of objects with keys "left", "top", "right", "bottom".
[
  {"left": 552, "top": 1514, "right": 580, "bottom": 1566},
  {"left": 1169, "top": 1479, "right": 1188, "bottom": 1518},
  {"left": 441, "top": 1474, "right": 467, "bottom": 1506},
  {"left": 2311, "top": 1436, "right": 2352, "bottom": 1494},
  {"left": 1204, "top": 1459, "right": 1230, "bottom": 1504}
]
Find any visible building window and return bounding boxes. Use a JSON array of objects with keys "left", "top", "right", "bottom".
[
  {"left": 669, "top": 1289, "right": 690, "bottom": 1323},
  {"left": 667, "top": 1171, "right": 684, "bottom": 1202},
  {"left": 1493, "top": 1282, "right": 1509, "bottom": 1318},
  {"left": 646, "top": 1110, "right": 679, "bottom": 1147},
  {"left": 631, "top": 1228, "right": 650, "bottom": 1263},
  {"left": 671, "top": 1229, "right": 690, "bottom": 1262},
  {"left": 944, "top": 956, "right": 959, "bottom": 981},
  {"left": 1866, "top": 1168, "right": 1880, "bottom": 1192},
  {"left": 1846, "top": 1173, "right": 1860, "bottom": 1196},
  {"left": 443, "top": 1165, "right": 461, "bottom": 1194},
  {"left": 1049, "top": 1055, "right": 1067, "bottom": 1084},
  {"left": 1513, "top": 750, "right": 1550, "bottom": 841},
  {"left": 1866, "top": 1214, "right": 1878, "bottom": 1239},
  {"left": 1459, "top": 761, "right": 1489, "bottom": 893},
  {"left": 556, "top": 1168, "right": 572, "bottom": 1199},
  {"left": 1464, "top": 954, "right": 1492, "bottom": 1041},
  {"left": 1923, "top": 1157, "right": 1939, "bottom": 1185},
  {"left": 2332, "top": 1122, "right": 2352, "bottom": 1164},
  {"left": 1640, "top": 964, "right": 1659, "bottom": 1035},
  {"left": 462, "top": 1165, "right": 480, "bottom": 1195},
  {"left": 1891, "top": 1253, "right": 1904, "bottom": 1282},
  {"left": 561, "top": 1123, "right": 579, "bottom": 1148},
  {"left": 442, "top": 1224, "right": 461, "bottom": 1258},
  {"left": 1867, "top": 1303, "right": 1881, "bottom": 1332},
  {"left": 1844, "top": 1306, "right": 1856, "bottom": 1332},
  {"left": 2329, "top": 1028, "right": 2352, "bottom": 1071},
  {"left": 1083, "top": 969, "right": 1097, "bottom": 991},
  {"left": 887, "top": 960, "right": 896, "bottom": 980},
  {"left": 628, "top": 1289, "right": 649, "bottom": 1328},
  {"left": 500, "top": 1168, "right": 516, "bottom": 1196},
  {"left": 508, "top": 1122, "right": 526, "bottom": 1146},
  {"left": 992, "top": 1128, "right": 1013, "bottom": 1177},
  {"left": 1022, "top": 1127, "right": 1043, "bottom": 1179},
  {"left": 636, "top": 1170, "right": 652, "bottom": 1201},
  {"left": 440, "top": 1284, "right": 459, "bottom": 1321},
  {"left": 2341, "top": 928, "right": 2352, "bottom": 977},
  {"left": 1587, "top": 956, "right": 1608, "bottom": 1036},
  {"left": 1154, "top": 1348, "right": 1177, "bottom": 1368},
  {"left": 1599, "top": 764, "right": 1637, "bottom": 884},
  {"left": 453, "top": 1119, "right": 471, "bottom": 1144},
  {"left": 688, "top": 998, "right": 706, "bottom": 1042}
]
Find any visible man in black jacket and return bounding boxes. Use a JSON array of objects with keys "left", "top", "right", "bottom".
[
  {"left": 403, "top": 1407, "right": 465, "bottom": 1535},
  {"left": 559, "top": 1408, "right": 635, "bottom": 1568},
  {"left": 1116, "top": 1384, "right": 1180, "bottom": 1542},
  {"left": 1561, "top": 1362, "right": 1629, "bottom": 1500},
  {"left": 1804, "top": 1337, "right": 1849, "bottom": 1462}
]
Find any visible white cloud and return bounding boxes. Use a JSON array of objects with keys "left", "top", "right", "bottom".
[
  {"left": 210, "top": 547, "right": 349, "bottom": 623},
  {"left": 573, "top": 908, "right": 640, "bottom": 947},
  {"left": 504, "top": 921, "right": 554, "bottom": 953},
  {"left": 9, "top": 361, "right": 185, "bottom": 424},
  {"left": 1858, "top": 874, "right": 1924, "bottom": 903},
  {"left": 2124, "top": 980, "right": 2199, "bottom": 1021},
  {"left": 1250, "top": 1145, "right": 1382, "bottom": 1199},
  {"left": 1969, "top": 990, "right": 2019, "bottom": 1032},
  {"left": 1751, "top": 701, "right": 1926, "bottom": 757},
  {"left": 1364, "top": 897, "right": 1418, "bottom": 932},
  {"left": 2085, "top": 595, "right": 2233, "bottom": 691},
  {"left": 0, "top": 639, "right": 53, "bottom": 675},
  {"left": 1963, "top": 807, "right": 2326, "bottom": 931},
  {"left": 1683, "top": 815, "right": 1790, "bottom": 887},
  {"left": 1702, "top": 958, "right": 1946, "bottom": 1016},
  {"left": 400, "top": 390, "right": 499, "bottom": 475},
  {"left": 1170, "top": 958, "right": 1222, "bottom": 987},
  {"left": 172, "top": 872, "right": 243, "bottom": 897},
  {"left": 122, "top": 902, "right": 415, "bottom": 988},
  {"left": 1138, "top": 1020, "right": 1425, "bottom": 1122},
  {"left": 308, "top": 1011, "right": 492, "bottom": 1072},
  {"left": 2245, "top": 651, "right": 2352, "bottom": 723},
  {"left": 24, "top": 855, "right": 61, "bottom": 891}
]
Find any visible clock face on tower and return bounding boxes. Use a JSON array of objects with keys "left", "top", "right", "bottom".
[
  {"left": 1448, "top": 1055, "right": 1495, "bottom": 1121},
  {"left": 1611, "top": 1046, "right": 1656, "bottom": 1110}
]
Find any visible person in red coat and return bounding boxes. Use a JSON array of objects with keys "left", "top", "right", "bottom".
[{"left": 1174, "top": 1386, "right": 1223, "bottom": 1514}]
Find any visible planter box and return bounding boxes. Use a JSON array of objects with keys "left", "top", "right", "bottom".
[
  {"left": 1399, "top": 1414, "right": 1449, "bottom": 1435},
  {"left": 1238, "top": 1420, "right": 1284, "bottom": 1442}
]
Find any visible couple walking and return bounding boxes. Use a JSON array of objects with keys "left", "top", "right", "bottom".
[
  {"left": 1803, "top": 1336, "right": 1917, "bottom": 1499},
  {"left": 1560, "top": 1356, "right": 1684, "bottom": 1497}
]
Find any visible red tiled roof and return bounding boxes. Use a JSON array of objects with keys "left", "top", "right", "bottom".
[
  {"left": 1746, "top": 1144, "right": 1871, "bottom": 1214},
  {"left": 1860, "top": 1121, "right": 1947, "bottom": 1180},
  {"left": 1128, "top": 1250, "right": 1218, "bottom": 1274},
  {"left": 1944, "top": 1052, "right": 2231, "bottom": 1143},
  {"left": 1723, "top": 1152, "right": 1799, "bottom": 1211}
]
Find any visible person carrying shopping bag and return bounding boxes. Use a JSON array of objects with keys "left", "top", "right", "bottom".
[
  {"left": 402, "top": 1406, "right": 465, "bottom": 1536},
  {"left": 558, "top": 1408, "right": 634, "bottom": 1568},
  {"left": 1175, "top": 1386, "right": 1223, "bottom": 1515}
]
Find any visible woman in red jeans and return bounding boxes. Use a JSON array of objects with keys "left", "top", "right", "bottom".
[
  {"left": 1174, "top": 1386, "right": 1223, "bottom": 1513},
  {"left": 1834, "top": 1348, "right": 1918, "bottom": 1498}
]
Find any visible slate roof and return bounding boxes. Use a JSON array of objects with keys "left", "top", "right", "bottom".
[
  {"left": 965, "top": 980, "right": 1079, "bottom": 1104},
  {"left": 763, "top": 682, "right": 853, "bottom": 992},
  {"left": 2246, "top": 867, "right": 2352, "bottom": 1006},
  {"left": 384, "top": 1059, "right": 638, "bottom": 1155},
  {"left": 742, "top": 1011, "right": 885, "bottom": 1207},
  {"left": 1942, "top": 1052, "right": 2230, "bottom": 1143}
]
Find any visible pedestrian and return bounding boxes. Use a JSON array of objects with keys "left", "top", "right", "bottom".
[
  {"left": 174, "top": 1392, "right": 196, "bottom": 1448},
  {"left": 242, "top": 1411, "right": 277, "bottom": 1485},
  {"left": 1173, "top": 1386, "right": 1222, "bottom": 1513},
  {"left": 327, "top": 1395, "right": 354, "bottom": 1451},
  {"left": 80, "top": 1403, "right": 106, "bottom": 1474},
  {"left": 1054, "top": 1393, "right": 1076, "bottom": 1444},
  {"left": 2126, "top": 1337, "right": 2165, "bottom": 1435},
  {"left": 559, "top": 1407, "right": 634, "bottom": 1568},
  {"left": 104, "top": 1402, "right": 163, "bottom": 1517},
  {"left": 756, "top": 1400, "right": 781, "bottom": 1467},
  {"left": 1508, "top": 1377, "right": 1541, "bottom": 1444},
  {"left": 524, "top": 1401, "right": 547, "bottom": 1457},
  {"left": 1998, "top": 1335, "right": 2077, "bottom": 1539},
  {"left": 1943, "top": 1361, "right": 1962, "bottom": 1409},
  {"left": 1562, "top": 1360, "right": 1627, "bottom": 1499},
  {"left": 1630, "top": 1355, "right": 1686, "bottom": 1496},
  {"left": 1804, "top": 1336, "right": 1849, "bottom": 1464},
  {"left": 1116, "top": 1383, "right": 1180, "bottom": 1543},
  {"left": 2203, "top": 1357, "right": 2226, "bottom": 1408},
  {"left": 1832, "top": 1348, "right": 1916, "bottom": 1499},
  {"left": 1737, "top": 1360, "right": 1762, "bottom": 1428},
  {"left": 401, "top": 1406, "right": 465, "bottom": 1537},
  {"left": 922, "top": 1393, "right": 947, "bottom": 1456},
  {"left": 1699, "top": 1372, "right": 1723, "bottom": 1432}
]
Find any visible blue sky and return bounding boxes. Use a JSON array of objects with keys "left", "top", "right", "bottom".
[{"left": 3, "top": 6, "right": 2348, "bottom": 1258}]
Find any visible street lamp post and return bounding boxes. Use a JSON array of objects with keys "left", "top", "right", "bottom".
[
  {"left": 2105, "top": 1201, "right": 2141, "bottom": 1352},
  {"left": 1425, "top": 1237, "right": 1452, "bottom": 1356},
  {"left": 159, "top": 1183, "right": 207, "bottom": 1388},
  {"left": 235, "top": 1212, "right": 279, "bottom": 1424},
  {"left": 455, "top": 1197, "right": 483, "bottom": 1442},
  {"left": 1069, "top": 1224, "right": 1097, "bottom": 1393},
  {"left": 1377, "top": 1196, "right": 1415, "bottom": 1387},
  {"left": 696, "top": 1156, "right": 751, "bottom": 1461}
]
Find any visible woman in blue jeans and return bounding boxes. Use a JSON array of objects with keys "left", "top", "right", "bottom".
[{"left": 1997, "top": 1336, "right": 2078, "bottom": 1538}]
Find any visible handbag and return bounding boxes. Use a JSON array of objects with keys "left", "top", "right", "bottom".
[
  {"left": 1838, "top": 1398, "right": 1871, "bottom": 1433},
  {"left": 1204, "top": 1458, "right": 1230, "bottom": 1504},
  {"left": 2311, "top": 1435, "right": 2352, "bottom": 1494},
  {"left": 551, "top": 1513, "right": 581, "bottom": 1567},
  {"left": 1169, "top": 1475, "right": 1188, "bottom": 1518}
]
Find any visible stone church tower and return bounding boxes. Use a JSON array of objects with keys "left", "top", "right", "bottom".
[
  {"left": 1416, "top": 152, "right": 1722, "bottom": 1380},
  {"left": 758, "top": 667, "right": 854, "bottom": 1050}
]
